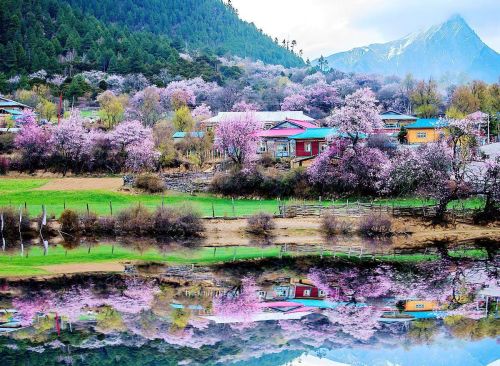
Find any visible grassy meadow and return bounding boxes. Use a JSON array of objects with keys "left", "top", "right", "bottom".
[
  {"left": 0, "top": 178, "right": 485, "bottom": 218},
  {"left": 0, "top": 242, "right": 488, "bottom": 278}
]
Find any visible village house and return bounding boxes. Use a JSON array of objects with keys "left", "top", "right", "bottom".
[
  {"left": 378, "top": 110, "right": 417, "bottom": 136},
  {"left": 405, "top": 118, "right": 445, "bottom": 144},
  {"left": 172, "top": 131, "right": 205, "bottom": 143},
  {"left": 288, "top": 127, "right": 356, "bottom": 167},
  {"left": 404, "top": 300, "right": 438, "bottom": 312},
  {"left": 256, "top": 118, "right": 318, "bottom": 157},
  {"left": 0, "top": 97, "right": 31, "bottom": 128},
  {"left": 202, "top": 110, "right": 315, "bottom": 131}
]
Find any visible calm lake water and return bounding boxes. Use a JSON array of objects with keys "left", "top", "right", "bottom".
[{"left": 0, "top": 251, "right": 498, "bottom": 365}]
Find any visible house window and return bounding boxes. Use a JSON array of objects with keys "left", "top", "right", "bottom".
[
  {"left": 304, "top": 142, "right": 312, "bottom": 153},
  {"left": 320, "top": 143, "right": 328, "bottom": 152},
  {"left": 277, "top": 143, "right": 288, "bottom": 152},
  {"left": 417, "top": 132, "right": 427, "bottom": 139},
  {"left": 318, "top": 290, "right": 325, "bottom": 296},
  {"left": 259, "top": 141, "right": 266, "bottom": 153},
  {"left": 303, "top": 289, "right": 311, "bottom": 297},
  {"left": 415, "top": 304, "right": 425, "bottom": 309}
]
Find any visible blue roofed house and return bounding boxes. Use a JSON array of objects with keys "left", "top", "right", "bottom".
[
  {"left": 0, "top": 97, "right": 32, "bottom": 131},
  {"left": 289, "top": 127, "right": 367, "bottom": 167},
  {"left": 172, "top": 131, "right": 205, "bottom": 142},
  {"left": 405, "top": 118, "right": 446, "bottom": 144}
]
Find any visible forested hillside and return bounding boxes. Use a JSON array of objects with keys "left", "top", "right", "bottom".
[
  {"left": 0, "top": 0, "right": 302, "bottom": 79},
  {"left": 62, "top": 0, "right": 304, "bottom": 67}
]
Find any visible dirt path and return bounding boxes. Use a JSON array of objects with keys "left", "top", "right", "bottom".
[
  {"left": 39, "top": 262, "right": 125, "bottom": 274},
  {"left": 36, "top": 177, "right": 123, "bottom": 191},
  {"left": 203, "top": 217, "right": 500, "bottom": 247}
]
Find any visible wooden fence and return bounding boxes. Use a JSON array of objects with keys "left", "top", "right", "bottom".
[{"left": 278, "top": 201, "right": 478, "bottom": 223}]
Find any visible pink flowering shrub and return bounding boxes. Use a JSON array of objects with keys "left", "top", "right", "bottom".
[{"left": 308, "top": 140, "right": 389, "bottom": 195}]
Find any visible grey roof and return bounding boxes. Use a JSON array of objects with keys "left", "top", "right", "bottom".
[
  {"left": 0, "top": 128, "right": 20, "bottom": 133},
  {"left": 380, "top": 111, "right": 417, "bottom": 121},
  {"left": 203, "top": 111, "right": 314, "bottom": 123}
]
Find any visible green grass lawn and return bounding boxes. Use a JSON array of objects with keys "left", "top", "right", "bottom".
[
  {"left": 0, "top": 243, "right": 488, "bottom": 278},
  {"left": 0, "top": 178, "right": 485, "bottom": 218},
  {"left": 0, "top": 244, "right": 284, "bottom": 277}
]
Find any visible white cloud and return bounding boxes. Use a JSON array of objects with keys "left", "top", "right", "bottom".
[{"left": 231, "top": 0, "right": 500, "bottom": 60}]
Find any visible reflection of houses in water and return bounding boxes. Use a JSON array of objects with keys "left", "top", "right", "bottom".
[
  {"left": 257, "top": 278, "right": 327, "bottom": 301},
  {"left": 404, "top": 300, "right": 438, "bottom": 312},
  {"left": 203, "top": 301, "right": 317, "bottom": 324},
  {"left": 0, "top": 309, "right": 21, "bottom": 333}
]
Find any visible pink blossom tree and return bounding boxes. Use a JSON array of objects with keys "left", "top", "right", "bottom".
[
  {"left": 50, "top": 110, "right": 93, "bottom": 175},
  {"left": 14, "top": 112, "right": 52, "bottom": 173},
  {"left": 305, "top": 81, "right": 340, "bottom": 114},
  {"left": 191, "top": 103, "right": 212, "bottom": 122},
  {"left": 109, "top": 120, "right": 153, "bottom": 152},
  {"left": 212, "top": 276, "right": 260, "bottom": 323},
  {"left": 13, "top": 294, "right": 53, "bottom": 327},
  {"left": 308, "top": 140, "right": 389, "bottom": 195},
  {"left": 128, "top": 87, "right": 164, "bottom": 126},
  {"left": 281, "top": 94, "right": 308, "bottom": 111},
  {"left": 214, "top": 112, "right": 260, "bottom": 166},
  {"left": 125, "top": 138, "right": 160, "bottom": 173},
  {"left": 231, "top": 100, "right": 259, "bottom": 112},
  {"left": 109, "top": 120, "right": 156, "bottom": 171},
  {"left": 327, "top": 88, "right": 382, "bottom": 146}
]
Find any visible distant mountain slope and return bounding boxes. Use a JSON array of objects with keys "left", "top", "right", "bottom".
[
  {"left": 0, "top": 0, "right": 302, "bottom": 79},
  {"left": 60, "top": 0, "right": 304, "bottom": 67},
  {"left": 319, "top": 15, "right": 500, "bottom": 82}
]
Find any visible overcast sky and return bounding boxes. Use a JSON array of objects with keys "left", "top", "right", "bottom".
[{"left": 231, "top": 0, "right": 500, "bottom": 60}]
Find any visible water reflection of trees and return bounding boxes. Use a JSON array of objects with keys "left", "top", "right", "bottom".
[{"left": 2, "top": 260, "right": 498, "bottom": 364}]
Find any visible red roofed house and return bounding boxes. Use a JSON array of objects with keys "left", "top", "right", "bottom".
[{"left": 256, "top": 119, "right": 318, "bottom": 158}]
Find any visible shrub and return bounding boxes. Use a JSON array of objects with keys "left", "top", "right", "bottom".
[
  {"left": 321, "top": 213, "right": 351, "bottom": 236},
  {"left": 80, "top": 212, "right": 98, "bottom": 233},
  {"left": 60, "top": 209, "right": 80, "bottom": 233},
  {"left": 358, "top": 214, "right": 393, "bottom": 237},
  {"left": 211, "top": 167, "right": 317, "bottom": 199},
  {"left": 153, "top": 206, "right": 204, "bottom": 238},
  {"left": 246, "top": 213, "right": 275, "bottom": 236},
  {"left": 115, "top": 205, "right": 153, "bottom": 235},
  {"left": 259, "top": 152, "right": 277, "bottom": 168},
  {"left": 95, "top": 216, "right": 117, "bottom": 235},
  {"left": 0, "top": 133, "right": 14, "bottom": 154},
  {"left": 134, "top": 174, "right": 164, "bottom": 193},
  {"left": 0, "top": 156, "right": 9, "bottom": 175},
  {"left": 0, "top": 206, "right": 31, "bottom": 240}
]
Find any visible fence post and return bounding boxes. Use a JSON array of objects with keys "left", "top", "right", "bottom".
[
  {"left": 232, "top": 198, "right": 235, "bottom": 218},
  {"left": 212, "top": 202, "right": 215, "bottom": 218},
  {"left": 63, "top": 199, "right": 66, "bottom": 210},
  {"left": 86, "top": 203, "right": 89, "bottom": 215},
  {"left": 109, "top": 201, "right": 113, "bottom": 216}
]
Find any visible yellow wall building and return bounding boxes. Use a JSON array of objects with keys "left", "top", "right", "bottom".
[
  {"left": 404, "top": 300, "right": 438, "bottom": 311},
  {"left": 405, "top": 118, "right": 445, "bottom": 144}
]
